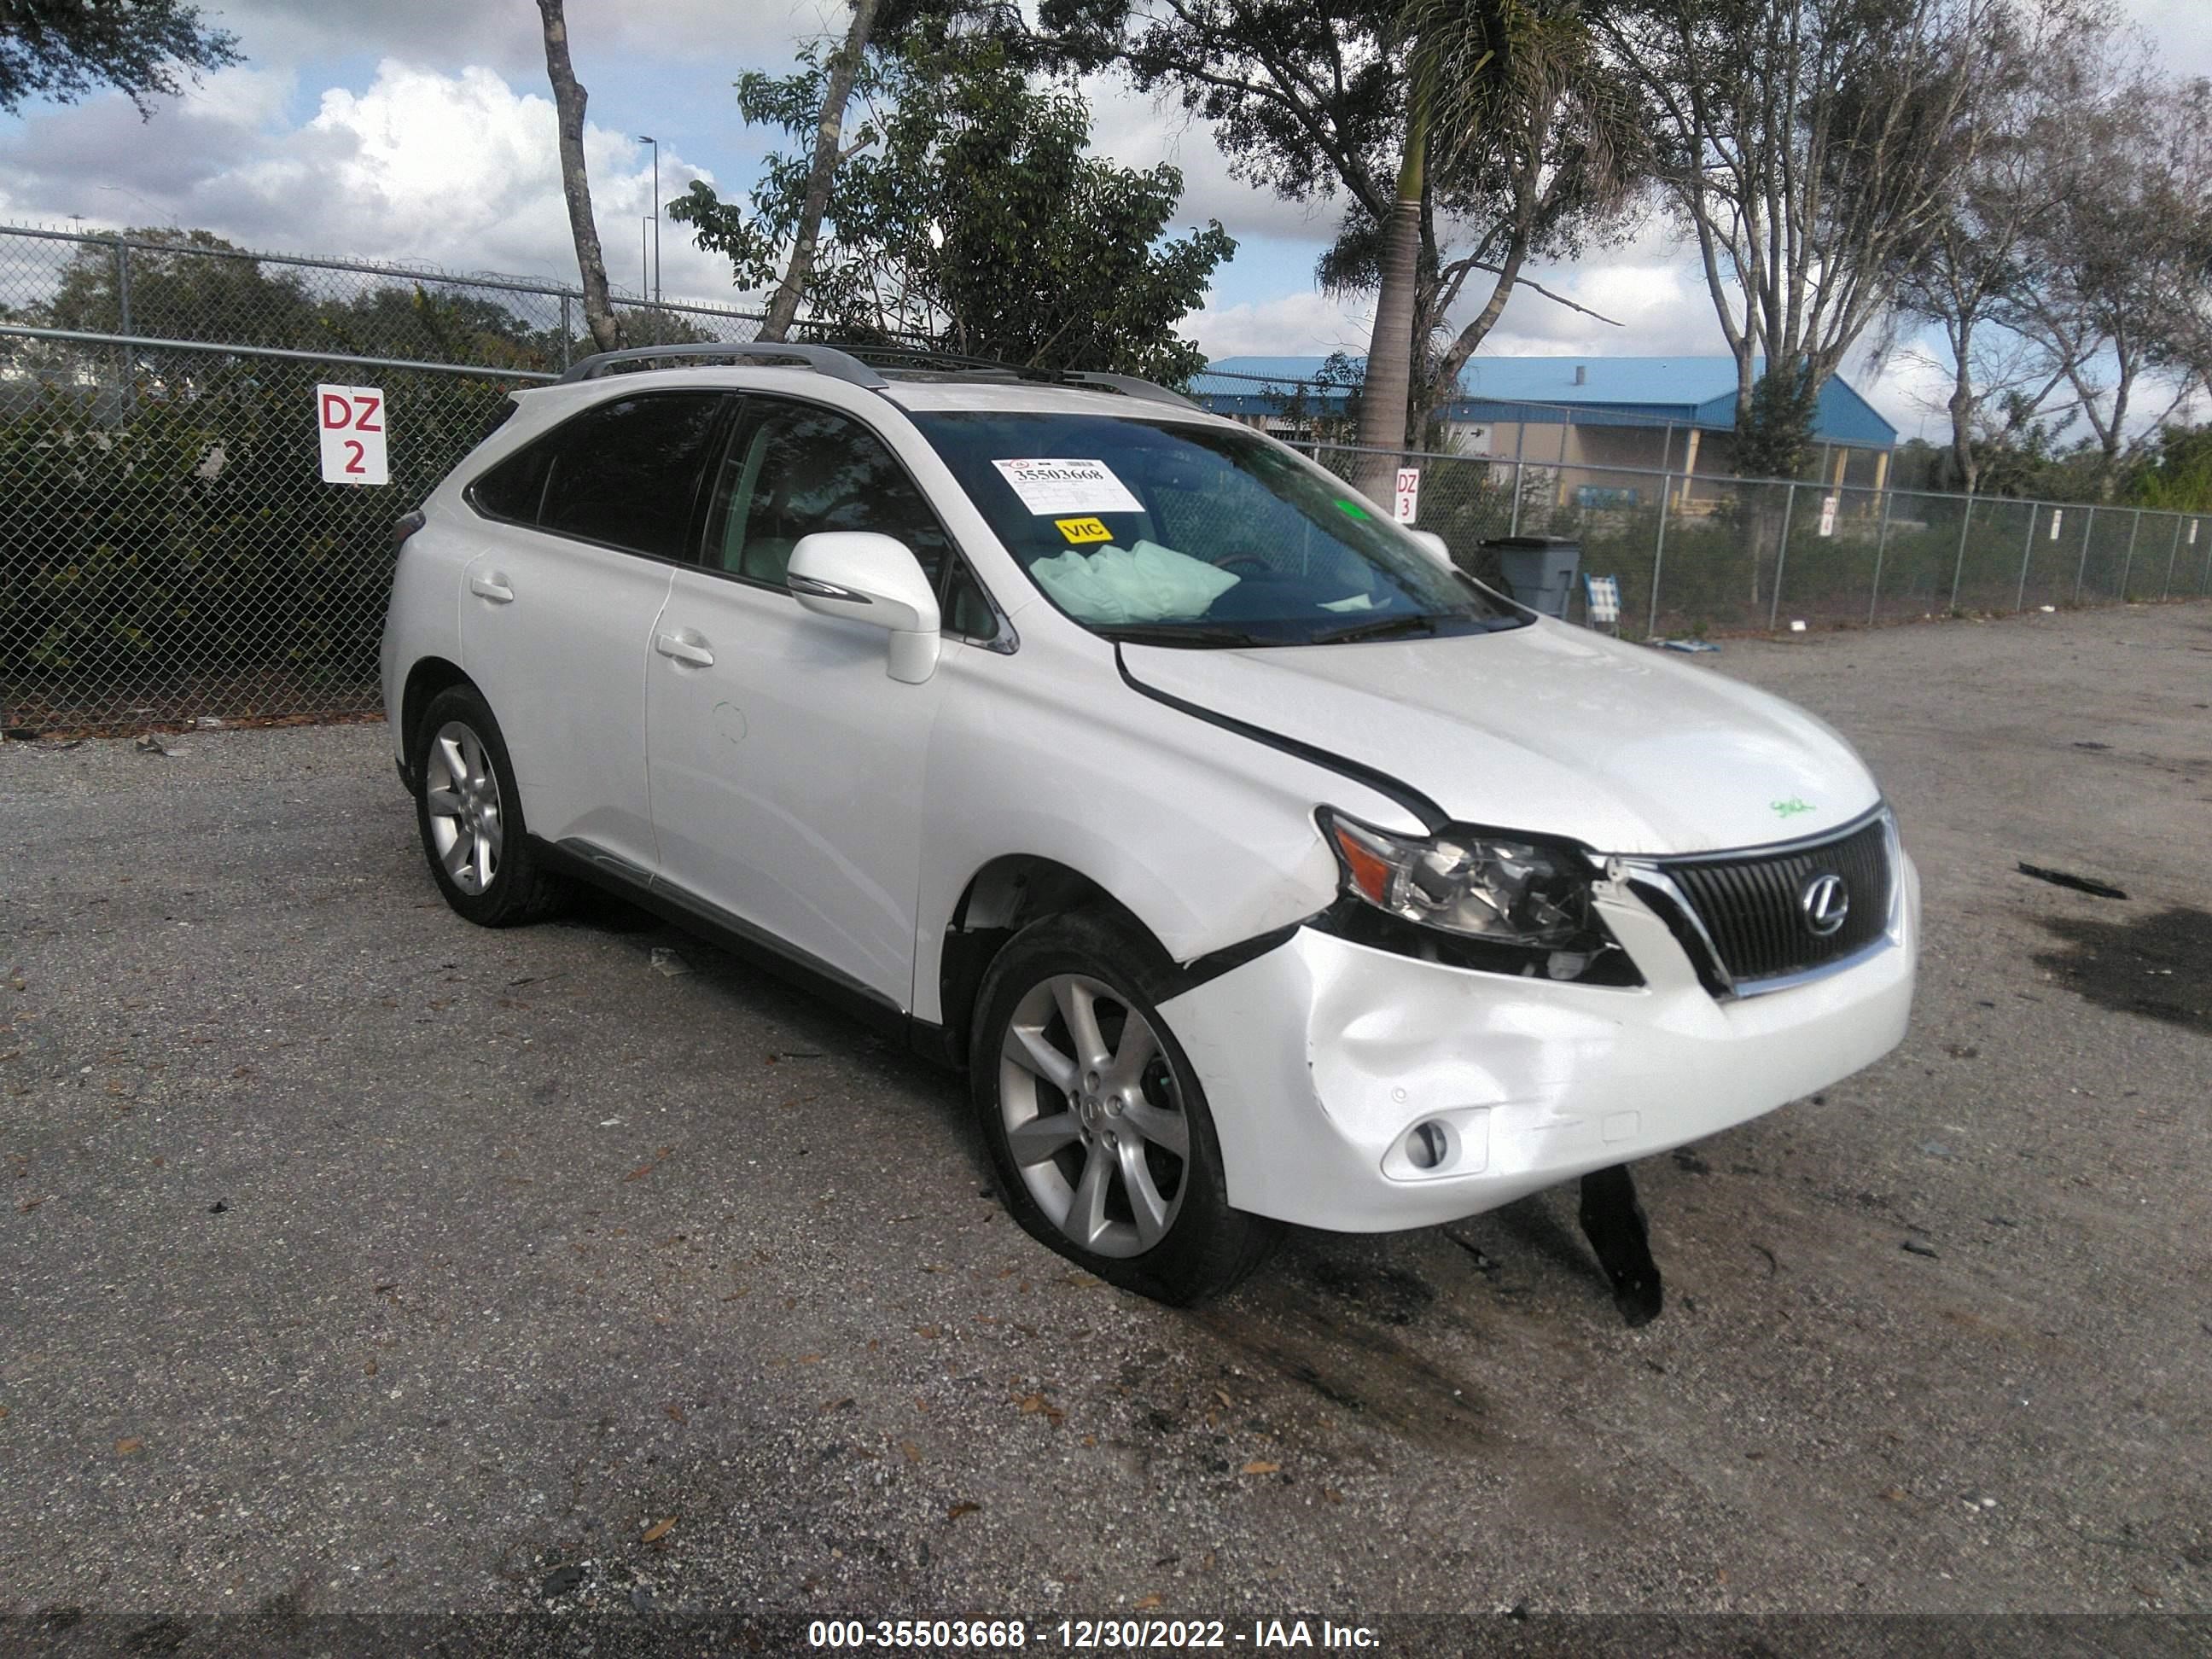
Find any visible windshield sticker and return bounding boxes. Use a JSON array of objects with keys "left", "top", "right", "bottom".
[
  {"left": 1334, "top": 499, "right": 1371, "bottom": 521},
  {"left": 1055, "top": 515, "right": 1115, "bottom": 544},
  {"left": 991, "top": 458, "right": 1143, "bottom": 516}
]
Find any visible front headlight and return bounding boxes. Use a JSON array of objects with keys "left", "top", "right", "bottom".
[{"left": 1318, "top": 808, "right": 1630, "bottom": 981}]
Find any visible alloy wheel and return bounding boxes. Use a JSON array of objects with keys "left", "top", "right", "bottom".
[
  {"left": 423, "top": 719, "right": 504, "bottom": 895},
  {"left": 998, "top": 973, "right": 1190, "bottom": 1259}
]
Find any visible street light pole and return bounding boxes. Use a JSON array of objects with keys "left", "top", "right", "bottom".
[{"left": 638, "top": 135, "right": 660, "bottom": 309}]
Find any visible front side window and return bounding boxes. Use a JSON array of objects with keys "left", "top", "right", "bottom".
[
  {"left": 705, "top": 399, "right": 954, "bottom": 591},
  {"left": 472, "top": 390, "right": 725, "bottom": 561},
  {"left": 912, "top": 411, "right": 1525, "bottom": 647}
]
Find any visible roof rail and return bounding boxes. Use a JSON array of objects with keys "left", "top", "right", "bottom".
[
  {"left": 1064, "top": 371, "right": 1201, "bottom": 410},
  {"left": 556, "top": 341, "right": 888, "bottom": 387},
  {"left": 826, "top": 344, "right": 1018, "bottom": 374},
  {"left": 799, "top": 341, "right": 1202, "bottom": 408},
  {"left": 555, "top": 341, "right": 1201, "bottom": 411}
]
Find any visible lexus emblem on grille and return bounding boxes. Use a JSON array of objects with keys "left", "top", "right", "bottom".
[{"left": 1801, "top": 873, "right": 1850, "bottom": 937}]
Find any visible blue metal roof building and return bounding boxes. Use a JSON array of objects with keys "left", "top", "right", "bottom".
[
  {"left": 1191, "top": 355, "right": 1899, "bottom": 497},
  {"left": 1191, "top": 355, "right": 1897, "bottom": 447}
]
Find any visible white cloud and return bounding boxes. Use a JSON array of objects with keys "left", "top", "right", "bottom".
[
  {"left": 0, "top": 61, "right": 753, "bottom": 310},
  {"left": 1189, "top": 289, "right": 1371, "bottom": 360},
  {"left": 1848, "top": 345, "right": 1955, "bottom": 445},
  {"left": 1084, "top": 80, "right": 1352, "bottom": 242},
  {"left": 208, "top": 0, "right": 846, "bottom": 82},
  {"left": 1475, "top": 261, "right": 1726, "bottom": 360}
]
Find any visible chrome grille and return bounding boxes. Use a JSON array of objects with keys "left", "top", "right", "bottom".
[{"left": 1642, "top": 814, "right": 1895, "bottom": 990}]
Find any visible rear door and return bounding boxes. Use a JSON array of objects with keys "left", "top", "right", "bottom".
[
  {"left": 458, "top": 388, "right": 727, "bottom": 876},
  {"left": 645, "top": 393, "right": 977, "bottom": 1007}
]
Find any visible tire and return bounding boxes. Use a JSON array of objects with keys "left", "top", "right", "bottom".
[
  {"left": 411, "top": 684, "right": 569, "bottom": 928},
  {"left": 969, "top": 911, "right": 1280, "bottom": 1305}
]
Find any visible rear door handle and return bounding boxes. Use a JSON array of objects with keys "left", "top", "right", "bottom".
[
  {"left": 469, "top": 573, "right": 515, "bottom": 603},
  {"left": 654, "top": 630, "right": 714, "bottom": 667}
]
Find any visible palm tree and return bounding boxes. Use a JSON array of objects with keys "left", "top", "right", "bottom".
[{"left": 1351, "top": 0, "right": 1627, "bottom": 499}]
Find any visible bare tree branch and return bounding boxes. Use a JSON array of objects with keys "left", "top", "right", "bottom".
[{"left": 535, "top": 0, "right": 620, "bottom": 352}]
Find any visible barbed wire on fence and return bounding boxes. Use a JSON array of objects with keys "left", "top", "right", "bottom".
[{"left": 0, "top": 220, "right": 768, "bottom": 376}]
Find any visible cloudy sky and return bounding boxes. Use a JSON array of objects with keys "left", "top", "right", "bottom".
[{"left": 2, "top": 0, "right": 2204, "bottom": 439}]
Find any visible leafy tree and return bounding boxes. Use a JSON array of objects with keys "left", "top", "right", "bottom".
[
  {"left": 1598, "top": 0, "right": 2000, "bottom": 481},
  {"left": 1732, "top": 358, "right": 1820, "bottom": 480},
  {"left": 0, "top": 0, "right": 238, "bottom": 115},
  {"left": 2126, "top": 422, "right": 2212, "bottom": 514},
  {"left": 2000, "top": 72, "right": 2212, "bottom": 497},
  {"left": 759, "top": 0, "right": 883, "bottom": 342},
  {"left": 35, "top": 227, "right": 317, "bottom": 346},
  {"left": 1045, "top": 0, "right": 1641, "bottom": 483},
  {"left": 672, "top": 35, "right": 1234, "bottom": 382},
  {"left": 1882, "top": 0, "right": 2120, "bottom": 497},
  {"left": 319, "top": 285, "right": 551, "bottom": 370},
  {"left": 1343, "top": 0, "right": 1640, "bottom": 496},
  {"left": 7, "top": 227, "right": 577, "bottom": 381}
]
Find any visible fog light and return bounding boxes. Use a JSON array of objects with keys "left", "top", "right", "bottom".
[{"left": 1406, "top": 1120, "right": 1450, "bottom": 1170}]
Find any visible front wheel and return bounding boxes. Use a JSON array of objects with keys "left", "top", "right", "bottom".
[{"left": 969, "top": 912, "right": 1279, "bottom": 1305}]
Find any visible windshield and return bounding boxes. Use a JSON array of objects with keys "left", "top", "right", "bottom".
[{"left": 911, "top": 411, "right": 1527, "bottom": 647}]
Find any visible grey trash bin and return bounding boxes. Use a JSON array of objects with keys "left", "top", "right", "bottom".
[{"left": 1481, "top": 535, "right": 1582, "bottom": 620}]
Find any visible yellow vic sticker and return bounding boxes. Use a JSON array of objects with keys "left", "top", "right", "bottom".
[{"left": 1055, "top": 516, "right": 1114, "bottom": 544}]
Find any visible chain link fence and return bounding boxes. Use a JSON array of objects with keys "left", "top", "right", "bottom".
[
  {"left": 1, "top": 224, "right": 761, "bottom": 734},
  {"left": 4, "top": 222, "right": 2206, "bottom": 733},
  {"left": 1296, "top": 443, "right": 2211, "bottom": 639}
]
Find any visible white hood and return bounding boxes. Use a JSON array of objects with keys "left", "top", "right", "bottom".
[{"left": 1121, "top": 620, "right": 1879, "bottom": 857}]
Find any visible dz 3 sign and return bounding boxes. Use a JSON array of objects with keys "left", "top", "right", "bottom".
[{"left": 317, "top": 384, "right": 388, "bottom": 485}]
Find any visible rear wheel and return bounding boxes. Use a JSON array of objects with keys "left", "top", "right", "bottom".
[
  {"left": 412, "top": 684, "right": 568, "bottom": 927},
  {"left": 970, "top": 912, "right": 1279, "bottom": 1304}
]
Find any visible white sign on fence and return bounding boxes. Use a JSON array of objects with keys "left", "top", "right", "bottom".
[
  {"left": 2051, "top": 509, "right": 2063, "bottom": 540},
  {"left": 1394, "top": 467, "right": 1421, "bottom": 524},
  {"left": 317, "top": 385, "right": 388, "bottom": 486},
  {"left": 1818, "top": 493, "right": 1838, "bottom": 538}
]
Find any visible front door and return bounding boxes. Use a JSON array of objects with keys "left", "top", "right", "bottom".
[{"left": 645, "top": 394, "right": 959, "bottom": 1008}]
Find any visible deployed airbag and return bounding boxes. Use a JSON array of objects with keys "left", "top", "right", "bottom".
[{"left": 1028, "top": 539, "right": 1240, "bottom": 624}]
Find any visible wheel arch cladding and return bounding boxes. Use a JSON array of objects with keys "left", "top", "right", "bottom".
[
  {"left": 937, "top": 855, "right": 1174, "bottom": 1065},
  {"left": 401, "top": 656, "right": 470, "bottom": 781}
]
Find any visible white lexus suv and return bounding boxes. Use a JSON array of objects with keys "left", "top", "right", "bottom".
[{"left": 381, "top": 344, "right": 1918, "bottom": 1307}]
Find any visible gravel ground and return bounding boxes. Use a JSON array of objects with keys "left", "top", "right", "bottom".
[{"left": 2, "top": 602, "right": 2208, "bottom": 1638}]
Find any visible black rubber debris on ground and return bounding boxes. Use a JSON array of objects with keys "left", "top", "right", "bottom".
[
  {"left": 1578, "top": 1165, "right": 1663, "bottom": 1327},
  {"left": 2017, "top": 863, "right": 2128, "bottom": 900}
]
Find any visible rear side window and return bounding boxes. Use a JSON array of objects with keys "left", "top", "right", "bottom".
[{"left": 470, "top": 391, "right": 726, "bottom": 561}]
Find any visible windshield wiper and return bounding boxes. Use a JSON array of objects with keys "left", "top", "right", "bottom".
[
  {"left": 1311, "top": 614, "right": 1441, "bottom": 645},
  {"left": 1098, "top": 624, "right": 1276, "bottom": 649}
]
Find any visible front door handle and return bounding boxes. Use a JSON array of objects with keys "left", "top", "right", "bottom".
[
  {"left": 469, "top": 573, "right": 515, "bottom": 603},
  {"left": 654, "top": 630, "right": 715, "bottom": 667}
]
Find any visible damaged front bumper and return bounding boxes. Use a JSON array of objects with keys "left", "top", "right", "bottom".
[{"left": 1158, "top": 853, "right": 1920, "bottom": 1232}]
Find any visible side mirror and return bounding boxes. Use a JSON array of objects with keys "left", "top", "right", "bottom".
[
  {"left": 1406, "top": 529, "right": 1452, "bottom": 568},
  {"left": 788, "top": 531, "right": 942, "bottom": 684}
]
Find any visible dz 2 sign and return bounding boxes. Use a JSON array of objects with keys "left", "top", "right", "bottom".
[{"left": 317, "top": 384, "right": 388, "bottom": 485}]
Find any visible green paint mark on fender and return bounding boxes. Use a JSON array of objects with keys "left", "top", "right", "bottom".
[{"left": 1771, "top": 797, "right": 1815, "bottom": 818}]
